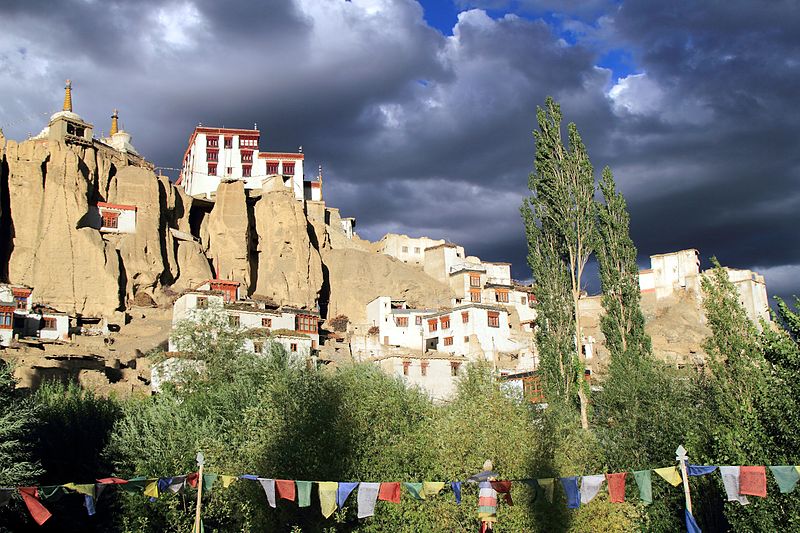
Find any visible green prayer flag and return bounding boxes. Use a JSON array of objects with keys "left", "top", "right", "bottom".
[
  {"left": 120, "top": 476, "right": 149, "bottom": 493},
  {"left": 39, "top": 486, "right": 66, "bottom": 502},
  {"left": 296, "top": 481, "right": 312, "bottom": 508},
  {"left": 633, "top": 470, "right": 652, "bottom": 505},
  {"left": 769, "top": 466, "right": 800, "bottom": 494},
  {"left": 202, "top": 474, "right": 218, "bottom": 493},
  {"left": 403, "top": 482, "right": 425, "bottom": 500}
]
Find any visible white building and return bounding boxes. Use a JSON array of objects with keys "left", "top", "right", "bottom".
[
  {"left": 0, "top": 297, "right": 13, "bottom": 347},
  {"left": 87, "top": 202, "right": 137, "bottom": 234},
  {"left": 378, "top": 234, "right": 447, "bottom": 267},
  {"left": 177, "top": 126, "right": 309, "bottom": 201},
  {"left": 375, "top": 353, "right": 466, "bottom": 402}
]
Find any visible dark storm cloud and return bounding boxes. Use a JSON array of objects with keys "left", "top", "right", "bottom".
[{"left": 0, "top": 0, "right": 797, "bottom": 300}]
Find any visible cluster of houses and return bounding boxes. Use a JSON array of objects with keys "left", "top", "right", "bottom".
[{"left": 0, "top": 284, "right": 71, "bottom": 347}]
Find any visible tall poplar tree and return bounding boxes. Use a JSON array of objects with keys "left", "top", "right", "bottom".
[{"left": 522, "top": 97, "right": 595, "bottom": 429}]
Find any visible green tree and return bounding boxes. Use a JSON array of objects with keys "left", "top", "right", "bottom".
[
  {"left": 522, "top": 96, "right": 596, "bottom": 429},
  {"left": 0, "top": 362, "right": 40, "bottom": 486}
]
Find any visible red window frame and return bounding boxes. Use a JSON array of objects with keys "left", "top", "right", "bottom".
[
  {"left": 242, "top": 165, "right": 252, "bottom": 177},
  {"left": 296, "top": 315, "right": 318, "bottom": 333},
  {"left": 206, "top": 136, "right": 218, "bottom": 148},
  {"left": 395, "top": 316, "right": 408, "bottom": 327},
  {"left": 440, "top": 315, "right": 450, "bottom": 329},
  {"left": 283, "top": 162, "right": 295, "bottom": 175},
  {"left": 290, "top": 343, "right": 298, "bottom": 352},
  {"left": 208, "top": 163, "right": 217, "bottom": 176},
  {"left": 101, "top": 211, "right": 119, "bottom": 229},
  {"left": 415, "top": 316, "right": 422, "bottom": 325},
  {"left": 461, "top": 311, "right": 469, "bottom": 324},
  {"left": 450, "top": 362, "right": 461, "bottom": 376},
  {"left": 470, "top": 290, "right": 481, "bottom": 303},
  {"left": 206, "top": 150, "right": 218, "bottom": 162},
  {"left": 224, "top": 137, "right": 233, "bottom": 149},
  {"left": 267, "top": 161, "right": 279, "bottom": 174},
  {"left": 444, "top": 336, "right": 453, "bottom": 346},
  {"left": 496, "top": 290, "right": 509, "bottom": 303},
  {"left": 262, "top": 318, "right": 272, "bottom": 327},
  {"left": 428, "top": 319, "right": 438, "bottom": 332},
  {"left": 402, "top": 360, "right": 411, "bottom": 376},
  {"left": 241, "top": 150, "right": 253, "bottom": 163},
  {"left": 42, "top": 317, "right": 57, "bottom": 330},
  {"left": 421, "top": 361, "right": 429, "bottom": 376},
  {"left": 488, "top": 311, "right": 500, "bottom": 328},
  {"left": 470, "top": 274, "right": 481, "bottom": 287}
]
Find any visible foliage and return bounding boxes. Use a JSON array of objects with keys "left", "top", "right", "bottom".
[
  {"left": 522, "top": 96, "right": 596, "bottom": 428},
  {"left": 328, "top": 314, "right": 350, "bottom": 333}
]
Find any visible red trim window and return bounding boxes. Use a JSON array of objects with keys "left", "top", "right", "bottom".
[
  {"left": 395, "top": 316, "right": 408, "bottom": 327},
  {"left": 488, "top": 311, "right": 500, "bottom": 328},
  {"left": 283, "top": 162, "right": 295, "bottom": 175},
  {"left": 208, "top": 163, "right": 217, "bottom": 176},
  {"left": 262, "top": 318, "right": 272, "bottom": 327},
  {"left": 470, "top": 289, "right": 481, "bottom": 303},
  {"left": 242, "top": 165, "right": 252, "bottom": 177},
  {"left": 296, "top": 315, "right": 318, "bottom": 333},
  {"left": 402, "top": 360, "right": 411, "bottom": 376},
  {"left": 290, "top": 343, "right": 298, "bottom": 352},
  {"left": 415, "top": 316, "right": 422, "bottom": 326},
  {"left": 206, "top": 150, "right": 218, "bottom": 162},
  {"left": 241, "top": 151, "right": 253, "bottom": 163},
  {"left": 470, "top": 274, "right": 481, "bottom": 287},
  {"left": 440, "top": 315, "right": 450, "bottom": 329},
  {"left": 496, "top": 289, "right": 509, "bottom": 303},
  {"left": 42, "top": 317, "right": 57, "bottom": 330},
  {"left": 101, "top": 211, "right": 119, "bottom": 229},
  {"left": 421, "top": 361, "right": 429, "bottom": 376},
  {"left": 267, "top": 161, "right": 279, "bottom": 174},
  {"left": 450, "top": 362, "right": 461, "bottom": 376},
  {"left": 206, "top": 136, "right": 219, "bottom": 148},
  {"left": 239, "top": 137, "right": 258, "bottom": 148},
  {"left": 0, "top": 308, "right": 13, "bottom": 329},
  {"left": 196, "top": 297, "right": 208, "bottom": 309},
  {"left": 461, "top": 311, "right": 469, "bottom": 324},
  {"left": 428, "top": 319, "right": 438, "bottom": 332},
  {"left": 224, "top": 137, "right": 233, "bottom": 149},
  {"left": 444, "top": 336, "right": 453, "bottom": 346}
]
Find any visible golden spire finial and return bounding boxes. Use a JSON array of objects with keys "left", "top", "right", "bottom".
[
  {"left": 63, "top": 79, "right": 72, "bottom": 112},
  {"left": 110, "top": 108, "right": 119, "bottom": 135}
]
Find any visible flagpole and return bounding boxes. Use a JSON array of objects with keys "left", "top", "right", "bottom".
[
  {"left": 676, "top": 445, "right": 692, "bottom": 514},
  {"left": 194, "top": 451, "right": 205, "bottom": 533}
]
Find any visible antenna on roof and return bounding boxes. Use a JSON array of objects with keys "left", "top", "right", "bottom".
[
  {"left": 254, "top": 122, "right": 257, "bottom": 130},
  {"left": 298, "top": 145, "right": 303, "bottom": 153}
]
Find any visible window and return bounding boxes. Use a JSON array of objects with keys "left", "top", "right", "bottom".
[
  {"left": 267, "top": 161, "right": 279, "bottom": 174},
  {"left": 42, "top": 317, "right": 57, "bottom": 330},
  {"left": 290, "top": 343, "right": 298, "bottom": 352},
  {"left": 428, "top": 319, "right": 438, "bottom": 332},
  {"left": 101, "top": 211, "right": 119, "bottom": 229},
  {"left": 253, "top": 342, "right": 263, "bottom": 353},
  {"left": 241, "top": 151, "right": 253, "bottom": 163},
  {"left": 206, "top": 136, "right": 218, "bottom": 148},
  {"left": 239, "top": 137, "right": 258, "bottom": 148},
  {"left": 470, "top": 290, "right": 481, "bottom": 303},
  {"left": 227, "top": 167, "right": 233, "bottom": 175},
  {"left": 15, "top": 296, "right": 27, "bottom": 309},
  {"left": 521, "top": 296, "right": 527, "bottom": 305},
  {"left": 403, "top": 360, "right": 411, "bottom": 376},
  {"left": 488, "top": 311, "right": 500, "bottom": 328},
  {"left": 470, "top": 274, "right": 481, "bottom": 287},
  {"left": 395, "top": 316, "right": 408, "bottom": 327},
  {"left": 196, "top": 297, "right": 208, "bottom": 309},
  {"left": 296, "top": 315, "right": 318, "bottom": 333},
  {"left": 384, "top": 336, "right": 389, "bottom": 344},
  {"left": 440, "top": 315, "right": 450, "bottom": 329},
  {"left": 208, "top": 163, "right": 217, "bottom": 176},
  {"left": 283, "top": 162, "right": 295, "bottom": 175},
  {"left": 421, "top": 361, "right": 429, "bottom": 376},
  {"left": 450, "top": 362, "right": 461, "bottom": 376},
  {"left": 415, "top": 316, "right": 422, "bottom": 326},
  {"left": 444, "top": 336, "right": 453, "bottom": 346},
  {"left": 0, "top": 311, "right": 13, "bottom": 328},
  {"left": 224, "top": 137, "right": 233, "bottom": 149},
  {"left": 414, "top": 247, "right": 420, "bottom": 253},
  {"left": 206, "top": 150, "right": 218, "bottom": 162},
  {"left": 402, "top": 246, "right": 408, "bottom": 253},
  {"left": 496, "top": 290, "right": 509, "bottom": 303},
  {"left": 262, "top": 318, "right": 272, "bottom": 327},
  {"left": 229, "top": 314, "right": 240, "bottom": 327},
  {"left": 464, "top": 336, "right": 469, "bottom": 343},
  {"left": 242, "top": 165, "right": 251, "bottom": 177}
]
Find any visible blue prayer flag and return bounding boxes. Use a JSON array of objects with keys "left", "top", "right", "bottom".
[
  {"left": 560, "top": 477, "right": 580, "bottom": 509},
  {"left": 337, "top": 482, "right": 359, "bottom": 508},
  {"left": 687, "top": 465, "right": 717, "bottom": 477},
  {"left": 685, "top": 508, "right": 701, "bottom": 533},
  {"left": 451, "top": 481, "right": 462, "bottom": 504}
]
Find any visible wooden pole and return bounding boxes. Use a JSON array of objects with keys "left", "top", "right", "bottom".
[
  {"left": 676, "top": 445, "right": 693, "bottom": 514},
  {"left": 194, "top": 451, "right": 205, "bottom": 533}
]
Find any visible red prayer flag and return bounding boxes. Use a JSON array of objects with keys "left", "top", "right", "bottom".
[
  {"left": 739, "top": 466, "right": 767, "bottom": 497},
  {"left": 18, "top": 487, "right": 52, "bottom": 526},
  {"left": 187, "top": 472, "right": 200, "bottom": 488},
  {"left": 97, "top": 477, "right": 128, "bottom": 484},
  {"left": 275, "top": 479, "right": 296, "bottom": 501},
  {"left": 489, "top": 480, "right": 514, "bottom": 505},
  {"left": 378, "top": 482, "right": 401, "bottom": 503},
  {"left": 606, "top": 473, "right": 627, "bottom": 503}
]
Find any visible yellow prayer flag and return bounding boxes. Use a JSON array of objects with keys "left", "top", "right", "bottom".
[
  {"left": 538, "top": 478, "right": 554, "bottom": 503},
  {"left": 318, "top": 482, "right": 338, "bottom": 518},
  {"left": 63, "top": 483, "right": 95, "bottom": 497},
  {"left": 221, "top": 475, "right": 237, "bottom": 488},
  {"left": 796, "top": 466, "right": 800, "bottom": 477},
  {"left": 143, "top": 480, "right": 159, "bottom": 498},
  {"left": 422, "top": 482, "right": 445, "bottom": 498},
  {"left": 654, "top": 467, "right": 682, "bottom": 487}
]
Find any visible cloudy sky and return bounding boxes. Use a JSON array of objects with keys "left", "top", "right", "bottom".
[{"left": 1, "top": 0, "right": 798, "bottom": 302}]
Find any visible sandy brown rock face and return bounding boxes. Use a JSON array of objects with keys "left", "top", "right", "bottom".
[
  {"left": 323, "top": 248, "right": 454, "bottom": 323},
  {"left": 253, "top": 186, "right": 323, "bottom": 309},
  {"left": 204, "top": 181, "right": 251, "bottom": 287},
  {"left": 4, "top": 140, "right": 123, "bottom": 315}
]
